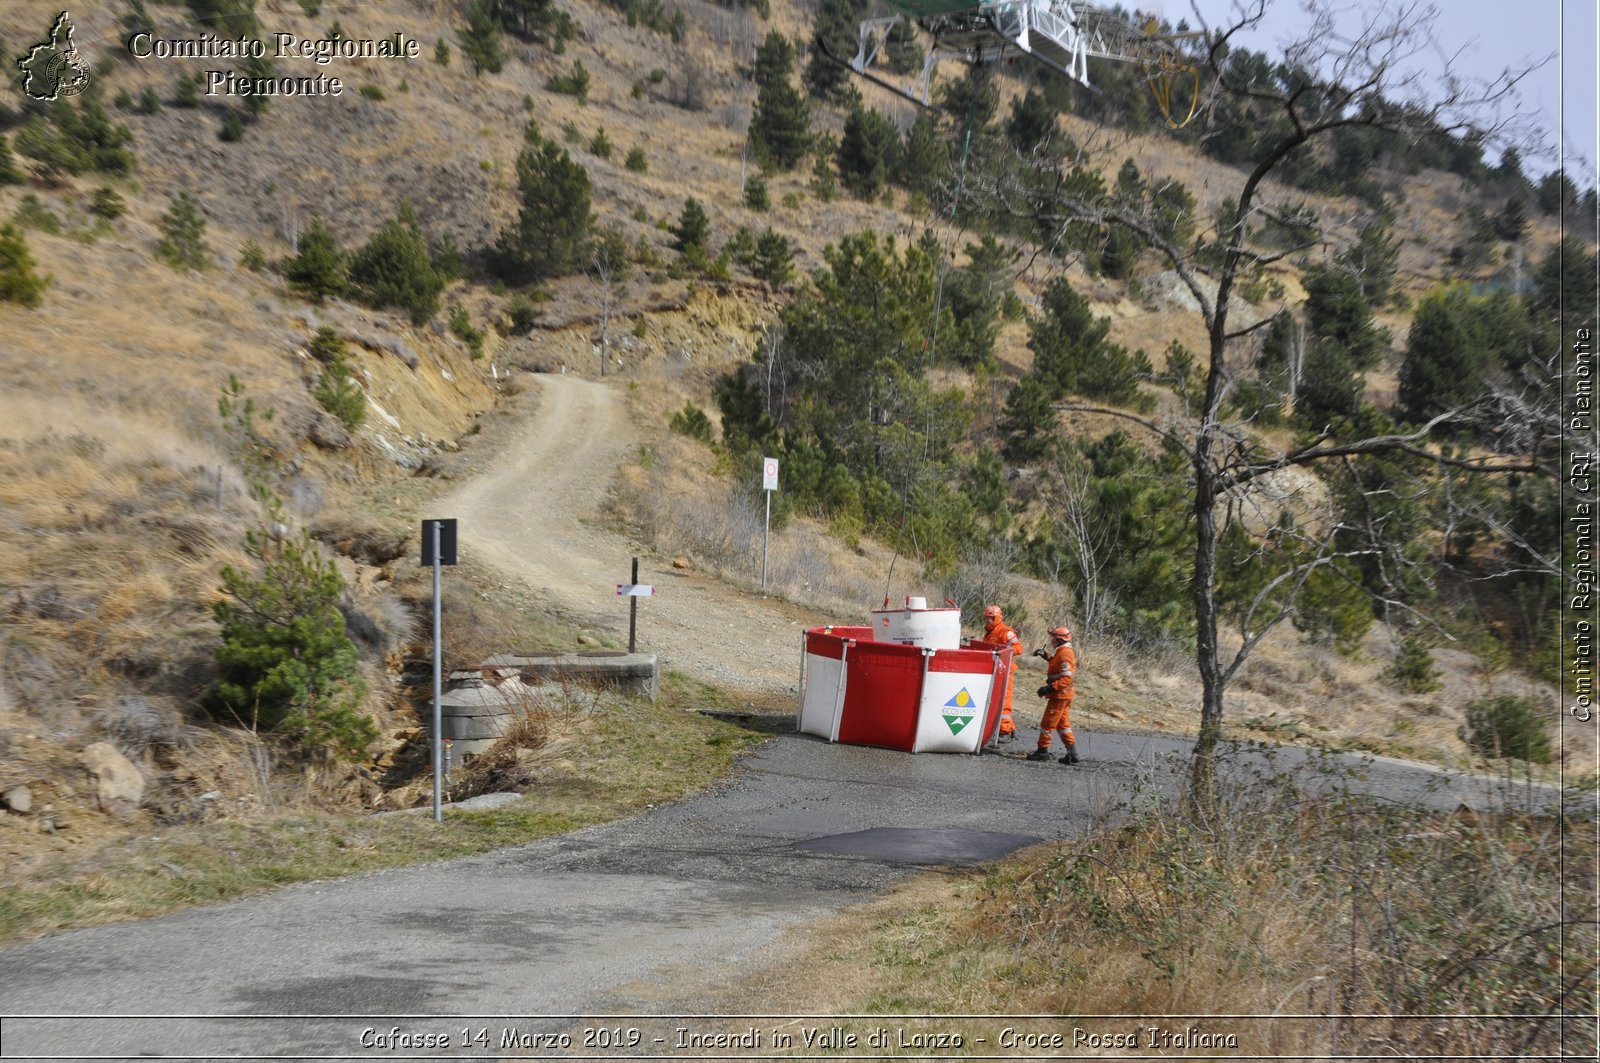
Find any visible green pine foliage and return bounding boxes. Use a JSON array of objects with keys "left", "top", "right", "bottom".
[
  {"left": 1397, "top": 288, "right": 1487, "bottom": 426},
  {"left": 207, "top": 374, "right": 374, "bottom": 762},
  {"left": 719, "top": 231, "right": 992, "bottom": 572},
  {"left": 457, "top": 0, "right": 505, "bottom": 74},
  {"left": 1025, "top": 276, "right": 1150, "bottom": 408},
  {"left": 896, "top": 114, "right": 949, "bottom": 198},
  {"left": 448, "top": 305, "right": 486, "bottom": 358},
  {"left": 1461, "top": 694, "right": 1552, "bottom": 764},
  {"left": 493, "top": 127, "right": 594, "bottom": 282},
  {"left": 14, "top": 96, "right": 135, "bottom": 179},
  {"left": 751, "top": 228, "right": 793, "bottom": 287},
  {"left": 668, "top": 402, "right": 714, "bottom": 442},
  {"left": 672, "top": 197, "right": 710, "bottom": 255},
  {"left": 239, "top": 239, "right": 268, "bottom": 272},
  {"left": 173, "top": 73, "right": 200, "bottom": 107},
  {"left": 488, "top": 0, "right": 577, "bottom": 45},
  {"left": 836, "top": 107, "right": 900, "bottom": 199},
  {"left": 207, "top": 493, "right": 374, "bottom": 761},
  {"left": 810, "top": 138, "right": 838, "bottom": 202},
  {"left": 0, "top": 134, "right": 22, "bottom": 185},
  {"left": 1383, "top": 635, "right": 1443, "bottom": 693},
  {"left": 1006, "top": 89, "right": 1058, "bottom": 154},
  {"left": 349, "top": 207, "right": 445, "bottom": 323},
  {"left": 748, "top": 31, "right": 811, "bottom": 169},
  {"left": 1397, "top": 287, "right": 1532, "bottom": 430},
  {"left": 1025, "top": 433, "right": 1194, "bottom": 644},
  {"left": 285, "top": 216, "right": 347, "bottom": 301},
  {"left": 938, "top": 235, "right": 1012, "bottom": 370},
  {"left": 310, "top": 336, "right": 367, "bottom": 430},
  {"left": 155, "top": 192, "right": 210, "bottom": 271},
  {"left": 805, "top": 0, "right": 861, "bottom": 102},
  {"left": 546, "top": 60, "right": 590, "bottom": 100},
  {"left": 743, "top": 175, "right": 769, "bottom": 211},
  {"left": 89, "top": 186, "right": 126, "bottom": 220},
  {"left": 0, "top": 224, "right": 50, "bottom": 307},
  {"left": 624, "top": 146, "right": 648, "bottom": 173}
]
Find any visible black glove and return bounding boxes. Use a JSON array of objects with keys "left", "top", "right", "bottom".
[
  {"left": 1031, "top": 648, "right": 1048, "bottom": 660},
  {"left": 1037, "top": 685, "right": 1052, "bottom": 698}
]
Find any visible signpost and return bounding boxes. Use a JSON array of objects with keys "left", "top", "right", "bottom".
[
  {"left": 616, "top": 557, "right": 656, "bottom": 652},
  {"left": 761, "top": 456, "right": 778, "bottom": 592},
  {"left": 421, "top": 519, "right": 458, "bottom": 823}
]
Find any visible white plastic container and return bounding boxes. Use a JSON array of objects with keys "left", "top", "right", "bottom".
[{"left": 871, "top": 597, "right": 962, "bottom": 649}]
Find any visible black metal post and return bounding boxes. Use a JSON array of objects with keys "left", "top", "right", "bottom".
[{"left": 628, "top": 556, "right": 638, "bottom": 653}]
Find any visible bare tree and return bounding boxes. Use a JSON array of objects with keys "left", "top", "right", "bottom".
[
  {"left": 1039, "top": 446, "right": 1117, "bottom": 637},
  {"left": 591, "top": 248, "right": 622, "bottom": 378},
  {"left": 965, "top": 0, "right": 1547, "bottom": 798}
]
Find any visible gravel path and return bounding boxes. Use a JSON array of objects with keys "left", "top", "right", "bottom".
[{"left": 440, "top": 373, "right": 813, "bottom": 698}]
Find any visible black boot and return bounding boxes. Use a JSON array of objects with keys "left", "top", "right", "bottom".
[
  {"left": 1059, "top": 748, "right": 1080, "bottom": 765},
  {"left": 1026, "top": 748, "right": 1053, "bottom": 762}
]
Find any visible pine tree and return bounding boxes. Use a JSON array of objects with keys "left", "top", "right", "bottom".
[
  {"left": 752, "top": 228, "right": 793, "bottom": 287},
  {"left": 897, "top": 114, "right": 948, "bottom": 197},
  {"left": 0, "top": 134, "right": 22, "bottom": 185},
  {"left": 208, "top": 493, "right": 373, "bottom": 760},
  {"left": 749, "top": 71, "right": 812, "bottom": 169},
  {"left": 1397, "top": 289, "right": 1491, "bottom": 426},
  {"left": 155, "top": 192, "right": 210, "bottom": 271},
  {"left": 805, "top": 0, "right": 860, "bottom": 102},
  {"left": 0, "top": 224, "right": 50, "bottom": 307},
  {"left": 1028, "top": 276, "right": 1145, "bottom": 406},
  {"left": 493, "top": 130, "right": 593, "bottom": 282},
  {"left": 673, "top": 197, "right": 710, "bottom": 254},
  {"left": 836, "top": 107, "right": 900, "bottom": 198},
  {"left": 1335, "top": 218, "right": 1401, "bottom": 305},
  {"left": 457, "top": 0, "right": 504, "bottom": 75},
  {"left": 1006, "top": 89, "right": 1057, "bottom": 153},
  {"left": 284, "top": 216, "right": 347, "bottom": 301},
  {"left": 349, "top": 207, "right": 444, "bottom": 323},
  {"left": 311, "top": 340, "right": 367, "bottom": 431},
  {"left": 1301, "top": 264, "right": 1387, "bottom": 369},
  {"left": 1000, "top": 375, "right": 1054, "bottom": 462},
  {"left": 752, "top": 29, "right": 794, "bottom": 89}
]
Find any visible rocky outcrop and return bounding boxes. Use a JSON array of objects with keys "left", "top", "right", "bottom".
[{"left": 80, "top": 743, "right": 144, "bottom": 822}]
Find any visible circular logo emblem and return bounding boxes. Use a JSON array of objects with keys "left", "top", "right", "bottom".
[{"left": 46, "top": 48, "right": 90, "bottom": 97}]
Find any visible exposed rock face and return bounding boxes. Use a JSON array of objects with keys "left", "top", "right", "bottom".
[
  {"left": 2, "top": 785, "right": 32, "bottom": 813},
  {"left": 80, "top": 743, "right": 144, "bottom": 822}
]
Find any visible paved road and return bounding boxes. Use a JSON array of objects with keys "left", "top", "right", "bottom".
[{"left": 0, "top": 727, "right": 1565, "bottom": 1060}]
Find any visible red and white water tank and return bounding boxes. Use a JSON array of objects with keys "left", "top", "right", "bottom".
[{"left": 797, "top": 598, "right": 1011, "bottom": 754}]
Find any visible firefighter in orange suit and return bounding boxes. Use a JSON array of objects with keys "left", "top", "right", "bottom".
[
  {"left": 981, "top": 605, "right": 1021, "bottom": 741},
  {"left": 1027, "top": 626, "right": 1079, "bottom": 764}
]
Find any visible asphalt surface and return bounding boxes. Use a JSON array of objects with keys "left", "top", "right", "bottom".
[{"left": 0, "top": 726, "right": 1569, "bottom": 1060}]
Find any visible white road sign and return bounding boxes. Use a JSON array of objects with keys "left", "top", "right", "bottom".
[
  {"left": 762, "top": 456, "right": 779, "bottom": 491},
  {"left": 616, "top": 584, "right": 656, "bottom": 596}
]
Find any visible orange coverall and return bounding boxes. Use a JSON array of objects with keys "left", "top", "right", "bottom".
[
  {"left": 983, "top": 619, "right": 1021, "bottom": 736},
  {"left": 1037, "top": 642, "right": 1077, "bottom": 753}
]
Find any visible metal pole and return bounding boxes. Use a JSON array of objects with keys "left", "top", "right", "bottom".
[
  {"left": 761, "top": 489, "right": 771, "bottom": 591},
  {"left": 628, "top": 556, "right": 638, "bottom": 654},
  {"left": 431, "top": 521, "right": 442, "bottom": 823}
]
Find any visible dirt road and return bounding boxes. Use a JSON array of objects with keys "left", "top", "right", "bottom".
[{"left": 441, "top": 373, "right": 811, "bottom": 697}]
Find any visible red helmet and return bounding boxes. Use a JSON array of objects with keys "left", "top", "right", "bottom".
[
  {"left": 1049, "top": 626, "right": 1072, "bottom": 642},
  {"left": 982, "top": 605, "right": 1002, "bottom": 621}
]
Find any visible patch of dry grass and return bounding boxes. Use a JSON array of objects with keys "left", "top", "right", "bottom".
[{"left": 718, "top": 754, "right": 1594, "bottom": 1060}]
